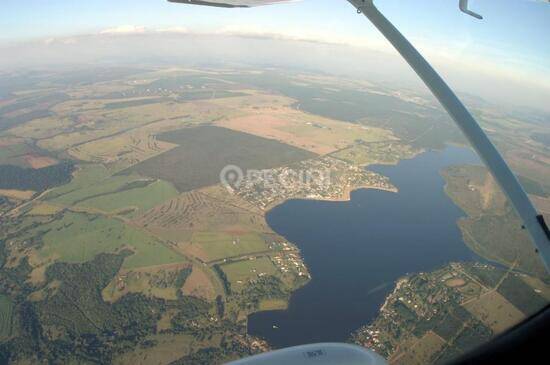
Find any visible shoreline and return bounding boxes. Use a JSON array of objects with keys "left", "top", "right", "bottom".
[{"left": 262, "top": 184, "right": 398, "bottom": 212}]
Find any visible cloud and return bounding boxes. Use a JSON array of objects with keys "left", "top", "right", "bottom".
[
  {"left": 95, "top": 23, "right": 392, "bottom": 52},
  {"left": 99, "top": 25, "right": 191, "bottom": 36},
  {"left": 43, "top": 37, "right": 56, "bottom": 45},
  {"left": 215, "top": 24, "right": 392, "bottom": 53},
  {"left": 100, "top": 25, "right": 147, "bottom": 34},
  {"left": 156, "top": 26, "right": 190, "bottom": 34}
]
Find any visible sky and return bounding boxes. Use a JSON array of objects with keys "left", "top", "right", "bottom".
[
  {"left": 2, "top": 0, "right": 549, "bottom": 75},
  {"left": 1, "top": 0, "right": 549, "bottom": 109}
]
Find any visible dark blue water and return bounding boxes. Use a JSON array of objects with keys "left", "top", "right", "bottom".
[{"left": 247, "top": 146, "right": 481, "bottom": 348}]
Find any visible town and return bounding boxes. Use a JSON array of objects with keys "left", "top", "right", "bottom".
[
  {"left": 351, "top": 262, "right": 547, "bottom": 364},
  {"left": 232, "top": 157, "right": 397, "bottom": 210}
]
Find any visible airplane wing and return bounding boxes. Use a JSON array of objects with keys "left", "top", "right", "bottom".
[{"left": 167, "top": 0, "right": 296, "bottom": 8}]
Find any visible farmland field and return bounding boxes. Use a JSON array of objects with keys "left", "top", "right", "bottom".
[
  {"left": 182, "top": 265, "right": 218, "bottom": 301},
  {"left": 6, "top": 115, "right": 74, "bottom": 140},
  {"left": 391, "top": 331, "right": 446, "bottom": 365},
  {"left": 332, "top": 142, "right": 419, "bottom": 167},
  {"left": 0, "top": 294, "right": 14, "bottom": 341},
  {"left": 186, "top": 231, "right": 269, "bottom": 262},
  {"left": 25, "top": 202, "right": 63, "bottom": 216},
  {"left": 217, "top": 110, "right": 395, "bottom": 154},
  {"left": 496, "top": 274, "right": 549, "bottom": 315},
  {"left": 47, "top": 173, "right": 145, "bottom": 205},
  {"left": 104, "top": 97, "right": 168, "bottom": 110},
  {"left": 0, "top": 189, "right": 35, "bottom": 200},
  {"left": 0, "top": 142, "right": 35, "bottom": 166},
  {"left": 68, "top": 130, "right": 178, "bottom": 170},
  {"left": 133, "top": 187, "right": 267, "bottom": 234},
  {"left": 46, "top": 172, "right": 171, "bottom": 212},
  {"left": 463, "top": 291, "right": 524, "bottom": 333},
  {"left": 220, "top": 257, "right": 279, "bottom": 292},
  {"left": 74, "top": 179, "right": 179, "bottom": 217}
]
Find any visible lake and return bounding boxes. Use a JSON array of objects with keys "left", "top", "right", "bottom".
[{"left": 247, "top": 146, "right": 481, "bottom": 348}]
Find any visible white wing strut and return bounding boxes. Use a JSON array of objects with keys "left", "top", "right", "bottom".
[
  {"left": 459, "top": 0, "right": 483, "bottom": 19},
  {"left": 167, "top": 0, "right": 294, "bottom": 7},
  {"left": 347, "top": 0, "right": 550, "bottom": 272}
]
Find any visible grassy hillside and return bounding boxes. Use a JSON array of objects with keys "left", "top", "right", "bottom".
[
  {"left": 33, "top": 211, "right": 185, "bottom": 269},
  {"left": 442, "top": 165, "right": 546, "bottom": 277}
]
